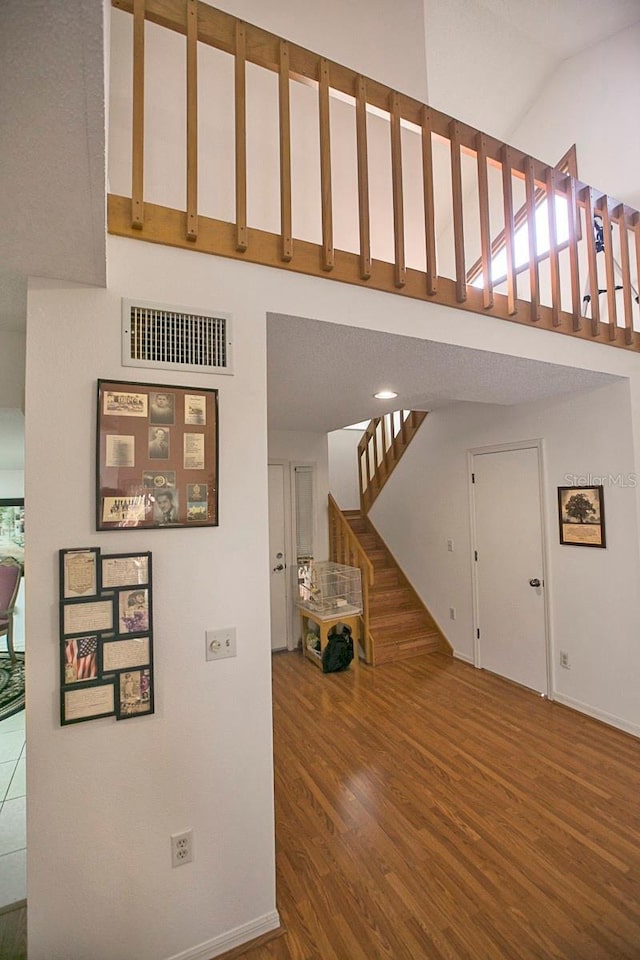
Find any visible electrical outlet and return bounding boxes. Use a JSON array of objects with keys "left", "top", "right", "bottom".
[
  {"left": 205, "top": 627, "right": 237, "bottom": 661},
  {"left": 447, "top": 539, "right": 454, "bottom": 552},
  {"left": 560, "top": 650, "right": 570, "bottom": 669},
  {"left": 171, "top": 830, "right": 193, "bottom": 867},
  {"left": 449, "top": 607, "right": 456, "bottom": 620}
]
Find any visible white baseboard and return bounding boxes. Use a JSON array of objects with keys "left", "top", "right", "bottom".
[
  {"left": 166, "top": 910, "right": 281, "bottom": 960},
  {"left": 453, "top": 650, "right": 474, "bottom": 664},
  {"left": 552, "top": 692, "right": 640, "bottom": 739}
]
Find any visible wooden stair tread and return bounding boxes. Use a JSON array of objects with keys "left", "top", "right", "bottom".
[
  {"left": 374, "top": 637, "right": 442, "bottom": 664},
  {"left": 369, "top": 605, "right": 436, "bottom": 624},
  {"left": 337, "top": 499, "right": 451, "bottom": 667}
]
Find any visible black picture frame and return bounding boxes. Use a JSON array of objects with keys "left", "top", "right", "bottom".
[
  {"left": 60, "top": 679, "right": 116, "bottom": 726},
  {"left": 60, "top": 547, "right": 100, "bottom": 599},
  {"left": 96, "top": 379, "right": 219, "bottom": 530},
  {"left": 59, "top": 547, "right": 154, "bottom": 725},
  {"left": 558, "top": 485, "right": 606, "bottom": 548},
  {"left": 116, "top": 666, "right": 154, "bottom": 720}
]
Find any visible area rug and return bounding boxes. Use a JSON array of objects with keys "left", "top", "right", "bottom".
[{"left": 0, "top": 654, "right": 25, "bottom": 722}]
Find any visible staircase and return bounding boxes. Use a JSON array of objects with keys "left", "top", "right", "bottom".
[
  {"left": 359, "top": 411, "right": 428, "bottom": 514},
  {"left": 344, "top": 510, "right": 452, "bottom": 665}
]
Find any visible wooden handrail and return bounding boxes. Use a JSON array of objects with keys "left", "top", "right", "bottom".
[
  {"left": 358, "top": 411, "right": 427, "bottom": 514},
  {"left": 109, "top": 0, "right": 640, "bottom": 353},
  {"left": 328, "top": 494, "right": 374, "bottom": 661}
]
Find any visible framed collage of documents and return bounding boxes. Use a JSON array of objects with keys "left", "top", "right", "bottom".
[
  {"left": 96, "top": 379, "right": 218, "bottom": 530},
  {"left": 59, "top": 547, "right": 154, "bottom": 725}
]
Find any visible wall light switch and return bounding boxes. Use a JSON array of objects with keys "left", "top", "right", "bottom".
[
  {"left": 447, "top": 539, "right": 454, "bottom": 552},
  {"left": 206, "top": 627, "right": 237, "bottom": 661}
]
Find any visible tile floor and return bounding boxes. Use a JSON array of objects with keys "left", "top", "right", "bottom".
[{"left": 0, "top": 709, "right": 26, "bottom": 908}]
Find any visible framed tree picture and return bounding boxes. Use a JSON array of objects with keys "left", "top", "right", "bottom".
[
  {"left": 96, "top": 379, "right": 218, "bottom": 530},
  {"left": 558, "top": 485, "right": 606, "bottom": 548}
]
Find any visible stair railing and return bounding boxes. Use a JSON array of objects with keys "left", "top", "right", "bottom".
[
  {"left": 358, "top": 410, "right": 427, "bottom": 513},
  {"left": 328, "top": 494, "right": 374, "bottom": 662},
  {"left": 109, "top": 0, "right": 640, "bottom": 354}
]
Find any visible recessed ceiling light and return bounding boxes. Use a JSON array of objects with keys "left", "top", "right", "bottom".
[{"left": 373, "top": 390, "right": 398, "bottom": 400}]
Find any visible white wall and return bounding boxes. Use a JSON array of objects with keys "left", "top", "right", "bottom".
[
  {"left": 510, "top": 24, "right": 640, "bottom": 210},
  {"left": 371, "top": 380, "right": 640, "bottom": 734},
  {"left": 0, "top": 470, "right": 23, "bottom": 498},
  {"left": 0, "top": 332, "right": 25, "bottom": 409},
  {"left": 328, "top": 429, "right": 361, "bottom": 511},
  {"left": 211, "top": 0, "right": 428, "bottom": 102},
  {"left": 26, "top": 239, "right": 277, "bottom": 960}
]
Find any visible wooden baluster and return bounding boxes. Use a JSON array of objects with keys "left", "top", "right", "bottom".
[
  {"left": 401, "top": 411, "right": 409, "bottom": 447},
  {"left": 319, "top": 58, "right": 334, "bottom": 271},
  {"left": 234, "top": 21, "right": 247, "bottom": 252},
  {"left": 449, "top": 121, "right": 466, "bottom": 303},
  {"left": 616, "top": 204, "right": 633, "bottom": 346},
  {"left": 365, "top": 438, "right": 372, "bottom": 505},
  {"left": 362, "top": 575, "right": 370, "bottom": 663},
  {"left": 372, "top": 421, "right": 380, "bottom": 475},
  {"left": 501, "top": 145, "right": 517, "bottom": 316},
  {"left": 186, "top": 0, "right": 198, "bottom": 241},
  {"left": 131, "top": 0, "right": 145, "bottom": 230},
  {"left": 390, "top": 93, "right": 406, "bottom": 289},
  {"left": 565, "top": 175, "right": 581, "bottom": 331},
  {"left": 355, "top": 76, "right": 371, "bottom": 280},
  {"left": 475, "top": 133, "right": 493, "bottom": 310},
  {"left": 546, "top": 167, "right": 561, "bottom": 327},
  {"left": 279, "top": 41, "right": 293, "bottom": 262},
  {"left": 422, "top": 107, "right": 437, "bottom": 296},
  {"left": 358, "top": 443, "right": 367, "bottom": 504},
  {"left": 599, "top": 196, "right": 618, "bottom": 340},
  {"left": 524, "top": 157, "right": 539, "bottom": 322},
  {"left": 583, "top": 187, "right": 601, "bottom": 337}
]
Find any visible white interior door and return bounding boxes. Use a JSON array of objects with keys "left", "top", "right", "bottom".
[
  {"left": 472, "top": 445, "right": 548, "bottom": 694},
  {"left": 268, "top": 463, "right": 289, "bottom": 651}
]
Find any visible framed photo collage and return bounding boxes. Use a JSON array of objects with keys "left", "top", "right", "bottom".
[
  {"left": 96, "top": 379, "right": 218, "bottom": 530},
  {"left": 60, "top": 547, "right": 154, "bottom": 725}
]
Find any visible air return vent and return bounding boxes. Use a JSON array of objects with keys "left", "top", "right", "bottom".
[{"left": 122, "top": 299, "right": 233, "bottom": 375}]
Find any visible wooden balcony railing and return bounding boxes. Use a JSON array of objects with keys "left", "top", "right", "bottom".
[
  {"left": 358, "top": 411, "right": 427, "bottom": 514},
  {"left": 109, "top": 0, "right": 640, "bottom": 352},
  {"left": 328, "top": 494, "right": 374, "bottom": 662}
]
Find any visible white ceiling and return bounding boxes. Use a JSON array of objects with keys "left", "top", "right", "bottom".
[
  {"left": 266, "top": 314, "right": 620, "bottom": 432},
  {"left": 424, "top": 0, "right": 640, "bottom": 142}
]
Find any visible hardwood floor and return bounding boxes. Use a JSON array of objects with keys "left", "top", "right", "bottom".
[
  {"left": 240, "top": 650, "right": 640, "bottom": 960},
  {"left": 6, "top": 654, "right": 640, "bottom": 959}
]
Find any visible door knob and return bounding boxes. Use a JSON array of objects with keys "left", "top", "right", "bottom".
[
  {"left": 529, "top": 578, "right": 541, "bottom": 588},
  {"left": 273, "top": 564, "right": 284, "bottom": 572}
]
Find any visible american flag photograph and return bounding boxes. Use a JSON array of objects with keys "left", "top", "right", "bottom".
[{"left": 64, "top": 636, "right": 98, "bottom": 682}]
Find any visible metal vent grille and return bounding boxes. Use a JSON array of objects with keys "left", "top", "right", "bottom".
[{"left": 122, "top": 299, "right": 233, "bottom": 374}]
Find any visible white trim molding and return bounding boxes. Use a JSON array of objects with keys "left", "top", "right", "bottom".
[
  {"left": 453, "top": 650, "right": 474, "bottom": 664},
  {"left": 553, "top": 694, "right": 640, "bottom": 739},
  {"left": 165, "top": 911, "right": 281, "bottom": 960}
]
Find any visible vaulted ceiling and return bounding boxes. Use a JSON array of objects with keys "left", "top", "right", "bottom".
[{"left": 0, "top": 0, "right": 638, "bottom": 463}]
